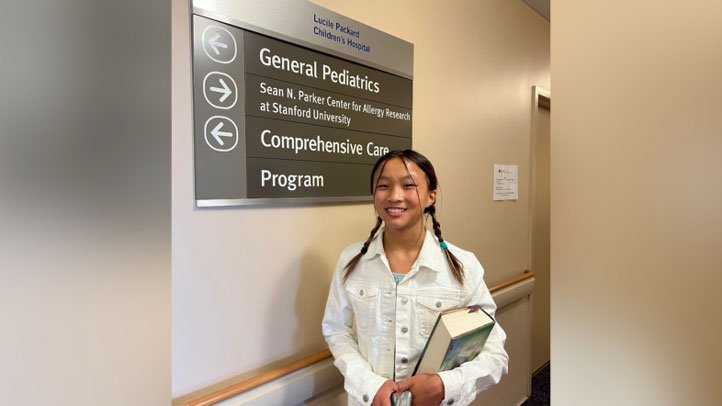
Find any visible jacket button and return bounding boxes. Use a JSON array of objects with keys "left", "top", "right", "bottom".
[
  {"left": 359, "top": 289, "right": 364, "bottom": 296},
  {"left": 401, "top": 297, "right": 408, "bottom": 304},
  {"left": 401, "top": 326, "right": 408, "bottom": 333},
  {"left": 447, "top": 400, "right": 455, "bottom": 405},
  {"left": 401, "top": 357, "right": 408, "bottom": 364},
  {"left": 436, "top": 301, "right": 442, "bottom": 308},
  {"left": 363, "top": 394, "right": 369, "bottom": 402}
]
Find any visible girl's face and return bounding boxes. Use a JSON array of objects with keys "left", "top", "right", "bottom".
[{"left": 373, "top": 157, "right": 436, "bottom": 235}]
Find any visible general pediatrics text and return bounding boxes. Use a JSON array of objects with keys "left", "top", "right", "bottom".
[{"left": 259, "top": 48, "right": 381, "bottom": 94}]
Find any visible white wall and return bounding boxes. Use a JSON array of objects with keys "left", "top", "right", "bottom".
[
  {"left": 173, "top": 0, "right": 549, "bottom": 397},
  {"left": 552, "top": 0, "right": 722, "bottom": 403}
]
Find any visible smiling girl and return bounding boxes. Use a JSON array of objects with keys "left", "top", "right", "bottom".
[{"left": 322, "top": 150, "right": 508, "bottom": 406}]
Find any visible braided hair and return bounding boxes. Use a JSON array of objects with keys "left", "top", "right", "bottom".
[
  {"left": 342, "top": 216, "right": 382, "bottom": 282},
  {"left": 425, "top": 204, "right": 464, "bottom": 284},
  {"left": 343, "top": 150, "right": 465, "bottom": 284}
]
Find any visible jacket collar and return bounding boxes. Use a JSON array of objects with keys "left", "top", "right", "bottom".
[{"left": 364, "top": 228, "right": 445, "bottom": 273}]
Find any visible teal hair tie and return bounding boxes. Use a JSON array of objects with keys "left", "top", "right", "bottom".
[{"left": 440, "top": 241, "right": 448, "bottom": 249}]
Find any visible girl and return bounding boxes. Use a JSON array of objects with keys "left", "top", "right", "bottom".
[{"left": 322, "top": 150, "right": 508, "bottom": 406}]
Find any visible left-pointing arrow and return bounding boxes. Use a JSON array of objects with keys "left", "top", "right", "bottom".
[
  {"left": 210, "top": 122, "right": 234, "bottom": 146},
  {"left": 209, "top": 78, "right": 232, "bottom": 102},
  {"left": 208, "top": 32, "right": 228, "bottom": 55}
]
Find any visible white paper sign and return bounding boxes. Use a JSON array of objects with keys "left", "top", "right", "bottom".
[{"left": 493, "top": 164, "right": 518, "bottom": 201}]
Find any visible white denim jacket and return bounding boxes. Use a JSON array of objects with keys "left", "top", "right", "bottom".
[{"left": 322, "top": 230, "right": 509, "bottom": 406}]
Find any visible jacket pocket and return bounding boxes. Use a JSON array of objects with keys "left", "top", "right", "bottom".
[
  {"left": 416, "top": 290, "right": 461, "bottom": 337},
  {"left": 346, "top": 282, "right": 379, "bottom": 331}
]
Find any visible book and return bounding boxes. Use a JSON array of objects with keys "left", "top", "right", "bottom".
[{"left": 413, "top": 306, "right": 496, "bottom": 375}]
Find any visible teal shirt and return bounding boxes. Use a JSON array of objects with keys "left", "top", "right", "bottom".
[{"left": 392, "top": 272, "right": 405, "bottom": 285}]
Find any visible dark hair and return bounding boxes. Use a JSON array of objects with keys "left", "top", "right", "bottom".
[{"left": 343, "top": 150, "right": 465, "bottom": 284}]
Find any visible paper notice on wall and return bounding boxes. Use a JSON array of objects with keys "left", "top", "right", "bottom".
[{"left": 493, "top": 164, "right": 518, "bottom": 201}]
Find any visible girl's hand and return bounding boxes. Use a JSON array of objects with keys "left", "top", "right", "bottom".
[
  {"left": 397, "top": 373, "right": 444, "bottom": 406},
  {"left": 372, "top": 380, "right": 400, "bottom": 406}
]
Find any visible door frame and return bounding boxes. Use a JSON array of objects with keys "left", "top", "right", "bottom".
[
  {"left": 528, "top": 85, "right": 551, "bottom": 375},
  {"left": 528, "top": 86, "right": 550, "bottom": 270}
]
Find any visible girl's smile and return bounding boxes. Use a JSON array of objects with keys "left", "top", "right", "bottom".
[{"left": 384, "top": 207, "right": 407, "bottom": 217}]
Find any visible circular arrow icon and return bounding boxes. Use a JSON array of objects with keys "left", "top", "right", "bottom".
[
  {"left": 203, "top": 71, "right": 238, "bottom": 110},
  {"left": 202, "top": 25, "right": 237, "bottom": 64},
  {"left": 204, "top": 116, "right": 239, "bottom": 152}
]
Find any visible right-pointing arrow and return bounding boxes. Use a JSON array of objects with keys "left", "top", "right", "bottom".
[
  {"left": 208, "top": 32, "right": 228, "bottom": 55},
  {"left": 209, "top": 78, "right": 232, "bottom": 103},
  {"left": 210, "top": 121, "right": 234, "bottom": 146}
]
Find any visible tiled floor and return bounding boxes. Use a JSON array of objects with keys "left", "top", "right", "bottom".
[{"left": 521, "top": 363, "right": 550, "bottom": 405}]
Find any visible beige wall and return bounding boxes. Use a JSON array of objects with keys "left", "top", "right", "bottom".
[
  {"left": 552, "top": 1, "right": 722, "bottom": 404},
  {"left": 173, "top": 0, "right": 549, "bottom": 397}
]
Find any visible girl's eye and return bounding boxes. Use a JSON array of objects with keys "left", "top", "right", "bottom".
[
  {"left": 404, "top": 184, "right": 417, "bottom": 189},
  {"left": 376, "top": 184, "right": 388, "bottom": 190}
]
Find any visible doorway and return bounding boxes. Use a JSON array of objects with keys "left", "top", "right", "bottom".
[{"left": 530, "top": 86, "right": 550, "bottom": 373}]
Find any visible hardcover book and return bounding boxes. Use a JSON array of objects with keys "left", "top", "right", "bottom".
[{"left": 413, "top": 306, "right": 495, "bottom": 375}]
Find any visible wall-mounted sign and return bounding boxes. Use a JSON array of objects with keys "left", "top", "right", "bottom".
[{"left": 192, "top": 0, "right": 413, "bottom": 206}]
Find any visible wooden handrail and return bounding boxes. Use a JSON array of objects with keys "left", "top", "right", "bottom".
[
  {"left": 173, "top": 350, "right": 332, "bottom": 406},
  {"left": 490, "top": 269, "right": 534, "bottom": 293},
  {"left": 173, "top": 270, "right": 535, "bottom": 406}
]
